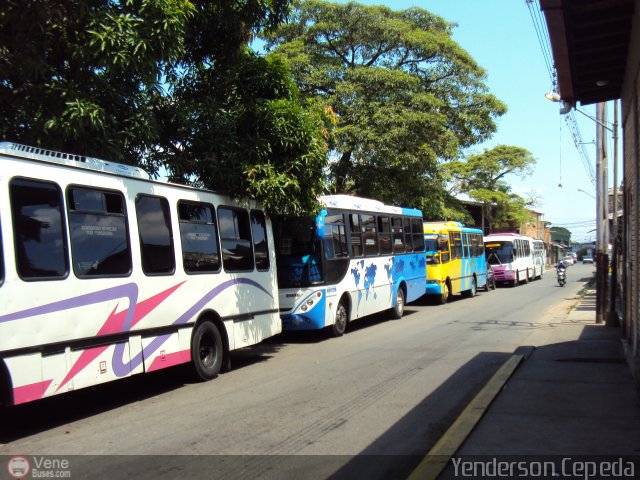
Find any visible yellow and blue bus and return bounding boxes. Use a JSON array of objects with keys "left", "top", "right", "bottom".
[{"left": 423, "top": 222, "right": 489, "bottom": 304}]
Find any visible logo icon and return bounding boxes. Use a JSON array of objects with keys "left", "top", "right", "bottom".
[{"left": 7, "top": 456, "right": 30, "bottom": 479}]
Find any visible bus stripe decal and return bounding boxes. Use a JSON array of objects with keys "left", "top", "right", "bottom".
[
  {"left": 111, "top": 278, "right": 273, "bottom": 377},
  {"left": 13, "top": 380, "right": 53, "bottom": 405},
  {"left": 146, "top": 349, "right": 191, "bottom": 372},
  {"left": 56, "top": 283, "right": 185, "bottom": 391}
]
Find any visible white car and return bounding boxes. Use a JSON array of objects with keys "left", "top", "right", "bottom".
[{"left": 561, "top": 256, "right": 575, "bottom": 265}]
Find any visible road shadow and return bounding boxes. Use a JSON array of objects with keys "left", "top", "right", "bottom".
[{"left": 0, "top": 340, "right": 285, "bottom": 443}]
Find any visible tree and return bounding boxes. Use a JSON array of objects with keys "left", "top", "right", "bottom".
[
  {"left": 1, "top": 0, "right": 194, "bottom": 164},
  {"left": 443, "top": 144, "right": 537, "bottom": 232},
  {"left": 1, "top": 1, "right": 328, "bottom": 215},
  {"left": 261, "top": 0, "right": 506, "bottom": 215}
]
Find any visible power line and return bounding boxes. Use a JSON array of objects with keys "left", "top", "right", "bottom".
[{"left": 525, "top": 0, "right": 595, "bottom": 187}]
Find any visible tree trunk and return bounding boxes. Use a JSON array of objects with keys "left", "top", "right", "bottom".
[{"left": 333, "top": 150, "right": 352, "bottom": 193}]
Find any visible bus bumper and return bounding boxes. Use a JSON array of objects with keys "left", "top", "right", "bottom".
[
  {"left": 281, "top": 314, "right": 324, "bottom": 331},
  {"left": 425, "top": 281, "right": 443, "bottom": 295}
]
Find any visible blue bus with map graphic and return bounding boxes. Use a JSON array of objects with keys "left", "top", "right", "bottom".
[{"left": 273, "top": 195, "right": 426, "bottom": 337}]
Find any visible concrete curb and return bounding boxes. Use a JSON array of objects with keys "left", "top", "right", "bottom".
[{"left": 407, "top": 353, "right": 526, "bottom": 480}]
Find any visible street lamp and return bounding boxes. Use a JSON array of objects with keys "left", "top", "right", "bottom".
[{"left": 577, "top": 188, "right": 595, "bottom": 200}]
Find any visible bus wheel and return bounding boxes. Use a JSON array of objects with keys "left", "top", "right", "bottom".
[
  {"left": 524, "top": 269, "right": 530, "bottom": 283},
  {"left": 512, "top": 272, "right": 519, "bottom": 287},
  {"left": 464, "top": 278, "right": 477, "bottom": 298},
  {"left": 331, "top": 300, "right": 349, "bottom": 337},
  {"left": 439, "top": 282, "right": 450, "bottom": 304},
  {"left": 190, "top": 321, "right": 223, "bottom": 381},
  {"left": 391, "top": 287, "right": 405, "bottom": 319}
]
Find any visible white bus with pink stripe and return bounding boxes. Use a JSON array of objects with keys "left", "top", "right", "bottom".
[{"left": 0, "top": 142, "right": 281, "bottom": 406}]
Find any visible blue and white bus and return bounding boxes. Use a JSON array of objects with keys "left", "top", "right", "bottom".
[{"left": 273, "top": 195, "right": 426, "bottom": 337}]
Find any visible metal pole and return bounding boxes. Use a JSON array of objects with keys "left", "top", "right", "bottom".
[
  {"left": 595, "top": 102, "right": 608, "bottom": 324},
  {"left": 607, "top": 100, "right": 619, "bottom": 326}
]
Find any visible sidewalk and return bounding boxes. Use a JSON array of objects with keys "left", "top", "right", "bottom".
[{"left": 410, "top": 287, "right": 640, "bottom": 479}]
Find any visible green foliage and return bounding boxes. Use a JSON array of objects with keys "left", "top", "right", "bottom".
[
  {"left": 443, "top": 145, "right": 537, "bottom": 232},
  {"left": 262, "top": 0, "right": 507, "bottom": 212},
  {"left": 0, "top": 0, "right": 194, "bottom": 164},
  {"left": 1, "top": 0, "right": 327, "bottom": 215}
]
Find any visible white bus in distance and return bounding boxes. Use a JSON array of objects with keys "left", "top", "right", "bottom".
[
  {"left": 0, "top": 142, "right": 281, "bottom": 406},
  {"left": 484, "top": 233, "right": 540, "bottom": 286}
]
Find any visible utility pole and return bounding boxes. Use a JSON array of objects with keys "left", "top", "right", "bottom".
[
  {"left": 595, "top": 102, "right": 609, "bottom": 324},
  {"left": 607, "top": 100, "right": 619, "bottom": 326}
]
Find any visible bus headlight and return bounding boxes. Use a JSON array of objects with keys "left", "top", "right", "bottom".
[{"left": 295, "top": 291, "right": 323, "bottom": 314}]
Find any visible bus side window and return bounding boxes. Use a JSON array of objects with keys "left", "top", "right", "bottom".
[
  {"left": 178, "top": 201, "right": 220, "bottom": 273},
  {"left": 439, "top": 234, "right": 451, "bottom": 263},
  {"left": 218, "top": 206, "right": 254, "bottom": 272},
  {"left": 10, "top": 178, "right": 69, "bottom": 280},
  {"left": 461, "top": 233, "right": 469, "bottom": 258},
  {"left": 362, "top": 214, "right": 378, "bottom": 256},
  {"left": 378, "top": 216, "right": 392, "bottom": 255},
  {"left": 67, "top": 187, "right": 131, "bottom": 277},
  {"left": 403, "top": 217, "right": 413, "bottom": 252},
  {"left": 323, "top": 213, "right": 348, "bottom": 259},
  {"left": 350, "top": 213, "right": 363, "bottom": 257},
  {"left": 451, "top": 232, "right": 462, "bottom": 260},
  {"left": 136, "top": 195, "right": 175, "bottom": 275},
  {"left": 392, "top": 217, "right": 405, "bottom": 253},
  {"left": 250, "top": 210, "right": 270, "bottom": 271},
  {"left": 412, "top": 218, "right": 425, "bottom": 252}
]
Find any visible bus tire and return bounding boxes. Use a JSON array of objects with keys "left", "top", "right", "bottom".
[
  {"left": 524, "top": 269, "right": 530, "bottom": 284},
  {"left": 462, "top": 277, "right": 477, "bottom": 298},
  {"left": 391, "top": 286, "right": 405, "bottom": 319},
  {"left": 439, "top": 281, "right": 451, "bottom": 304},
  {"left": 331, "top": 299, "right": 349, "bottom": 337},
  {"left": 512, "top": 272, "right": 519, "bottom": 287},
  {"left": 189, "top": 321, "right": 223, "bottom": 381},
  {"left": 0, "top": 360, "right": 13, "bottom": 407}
]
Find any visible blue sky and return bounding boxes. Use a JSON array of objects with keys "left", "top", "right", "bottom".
[{"left": 331, "top": 0, "right": 613, "bottom": 242}]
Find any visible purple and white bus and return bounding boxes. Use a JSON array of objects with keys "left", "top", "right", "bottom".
[{"left": 484, "top": 233, "right": 537, "bottom": 286}]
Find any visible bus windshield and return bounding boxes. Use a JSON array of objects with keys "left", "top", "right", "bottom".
[
  {"left": 485, "top": 241, "right": 513, "bottom": 265},
  {"left": 273, "top": 216, "right": 324, "bottom": 287}
]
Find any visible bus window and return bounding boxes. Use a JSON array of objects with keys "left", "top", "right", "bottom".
[
  {"left": 251, "top": 210, "right": 270, "bottom": 271},
  {"left": 450, "top": 232, "right": 462, "bottom": 260},
  {"left": 439, "top": 234, "right": 451, "bottom": 263},
  {"left": 378, "top": 216, "right": 392, "bottom": 254},
  {"left": 67, "top": 187, "right": 131, "bottom": 277},
  {"left": 136, "top": 195, "right": 175, "bottom": 275},
  {"left": 323, "top": 214, "right": 348, "bottom": 259},
  {"left": 403, "top": 217, "right": 413, "bottom": 252},
  {"left": 273, "top": 215, "right": 322, "bottom": 287},
  {"left": 349, "top": 214, "right": 363, "bottom": 257},
  {"left": 10, "top": 178, "right": 68, "bottom": 279},
  {"left": 412, "top": 218, "right": 425, "bottom": 252},
  {"left": 362, "top": 214, "right": 378, "bottom": 256},
  {"left": 392, "top": 217, "right": 405, "bottom": 253},
  {"left": 218, "top": 206, "right": 254, "bottom": 272},
  {"left": 178, "top": 201, "right": 220, "bottom": 273},
  {"left": 461, "top": 233, "right": 469, "bottom": 258}
]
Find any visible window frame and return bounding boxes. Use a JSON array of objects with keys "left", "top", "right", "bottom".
[
  {"left": 67, "top": 185, "right": 132, "bottom": 278},
  {"left": 178, "top": 200, "right": 221, "bottom": 275},
  {"left": 218, "top": 205, "right": 255, "bottom": 272},
  {"left": 10, "top": 177, "right": 69, "bottom": 281},
  {"left": 135, "top": 194, "right": 176, "bottom": 276}
]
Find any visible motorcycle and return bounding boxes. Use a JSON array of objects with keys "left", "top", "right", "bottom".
[{"left": 556, "top": 267, "right": 566, "bottom": 287}]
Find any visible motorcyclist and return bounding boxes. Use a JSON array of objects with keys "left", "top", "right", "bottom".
[{"left": 555, "top": 260, "right": 567, "bottom": 272}]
